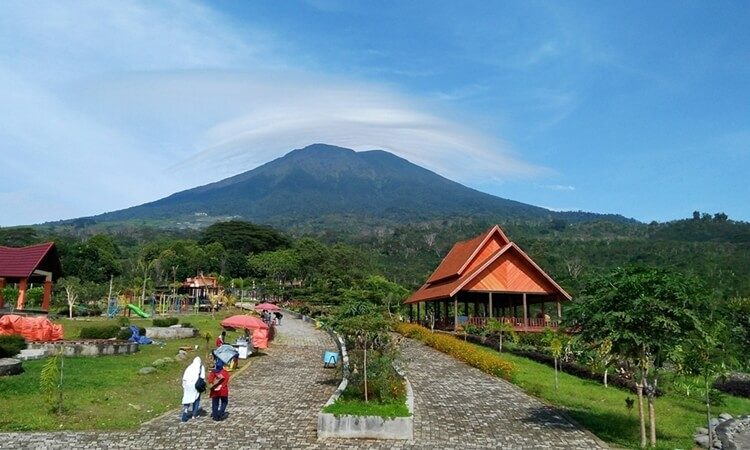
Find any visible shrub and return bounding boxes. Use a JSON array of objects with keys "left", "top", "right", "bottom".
[
  {"left": 117, "top": 317, "right": 130, "bottom": 327},
  {"left": 0, "top": 334, "right": 26, "bottom": 358},
  {"left": 394, "top": 323, "right": 514, "bottom": 380},
  {"left": 79, "top": 325, "right": 120, "bottom": 339},
  {"left": 116, "top": 328, "right": 131, "bottom": 340},
  {"left": 115, "top": 326, "right": 146, "bottom": 340},
  {"left": 152, "top": 317, "right": 179, "bottom": 327}
]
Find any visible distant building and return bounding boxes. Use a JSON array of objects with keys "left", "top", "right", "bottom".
[{"left": 180, "top": 273, "right": 220, "bottom": 300}]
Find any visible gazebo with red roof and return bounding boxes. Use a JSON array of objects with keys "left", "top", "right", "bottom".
[
  {"left": 0, "top": 242, "right": 62, "bottom": 311},
  {"left": 405, "top": 225, "right": 572, "bottom": 332}
]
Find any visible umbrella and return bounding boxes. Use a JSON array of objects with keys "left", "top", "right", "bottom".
[
  {"left": 254, "top": 303, "right": 280, "bottom": 312},
  {"left": 213, "top": 344, "right": 239, "bottom": 364},
  {"left": 221, "top": 315, "right": 269, "bottom": 330}
]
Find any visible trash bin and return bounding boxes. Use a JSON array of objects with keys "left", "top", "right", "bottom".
[{"left": 236, "top": 338, "right": 249, "bottom": 359}]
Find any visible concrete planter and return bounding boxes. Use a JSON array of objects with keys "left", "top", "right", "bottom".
[
  {"left": 287, "top": 308, "right": 414, "bottom": 440},
  {"left": 317, "top": 376, "right": 414, "bottom": 440}
]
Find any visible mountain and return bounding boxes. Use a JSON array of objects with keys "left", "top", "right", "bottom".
[{"left": 90, "top": 144, "right": 630, "bottom": 229}]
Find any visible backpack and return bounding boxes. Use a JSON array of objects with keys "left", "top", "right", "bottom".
[{"left": 195, "top": 376, "right": 207, "bottom": 393}]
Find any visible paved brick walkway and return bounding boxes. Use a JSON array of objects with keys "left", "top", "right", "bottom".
[{"left": 1, "top": 317, "right": 605, "bottom": 449}]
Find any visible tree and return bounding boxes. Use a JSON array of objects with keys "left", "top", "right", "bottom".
[
  {"left": 486, "top": 318, "right": 516, "bottom": 352},
  {"left": 674, "top": 308, "right": 737, "bottom": 449},
  {"left": 200, "top": 220, "right": 290, "bottom": 255},
  {"left": 565, "top": 266, "right": 704, "bottom": 448},
  {"left": 57, "top": 277, "right": 81, "bottom": 319},
  {"left": 549, "top": 337, "right": 562, "bottom": 391}
]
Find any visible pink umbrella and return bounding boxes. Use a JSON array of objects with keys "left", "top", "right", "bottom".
[
  {"left": 221, "top": 315, "right": 269, "bottom": 330},
  {"left": 254, "top": 303, "right": 280, "bottom": 312}
]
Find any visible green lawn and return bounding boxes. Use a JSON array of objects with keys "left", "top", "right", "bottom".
[
  {"left": 497, "top": 350, "right": 750, "bottom": 449},
  {"left": 0, "top": 310, "right": 250, "bottom": 431}
]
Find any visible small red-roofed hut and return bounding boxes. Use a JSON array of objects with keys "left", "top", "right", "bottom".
[
  {"left": 0, "top": 242, "right": 62, "bottom": 311},
  {"left": 406, "top": 225, "right": 571, "bottom": 332}
]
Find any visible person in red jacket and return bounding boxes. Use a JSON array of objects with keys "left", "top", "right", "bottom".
[
  {"left": 207, "top": 359, "right": 230, "bottom": 421},
  {"left": 215, "top": 330, "right": 226, "bottom": 348}
]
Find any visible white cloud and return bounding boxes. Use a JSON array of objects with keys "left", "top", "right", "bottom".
[
  {"left": 541, "top": 184, "right": 576, "bottom": 191},
  {"left": 0, "top": 0, "right": 546, "bottom": 226}
]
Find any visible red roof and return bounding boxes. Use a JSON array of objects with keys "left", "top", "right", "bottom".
[
  {"left": 0, "top": 242, "right": 61, "bottom": 280},
  {"left": 406, "top": 226, "right": 571, "bottom": 304}
]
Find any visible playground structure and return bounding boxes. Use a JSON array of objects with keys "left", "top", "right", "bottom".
[{"left": 106, "top": 289, "right": 230, "bottom": 318}]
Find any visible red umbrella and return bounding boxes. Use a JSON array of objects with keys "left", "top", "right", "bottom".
[
  {"left": 221, "top": 315, "right": 269, "bottom": 330},
  {"left": 254, "top": 303, "right": 280, "bottom": 312}
]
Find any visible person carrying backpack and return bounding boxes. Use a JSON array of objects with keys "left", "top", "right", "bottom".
[{"left": 181, "top": 357, "right": 206, "bottom": 422}]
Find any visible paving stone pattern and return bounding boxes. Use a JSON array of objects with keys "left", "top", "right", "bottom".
[{"left": 1, "top": 317, "right": 604, "bottom": 449}]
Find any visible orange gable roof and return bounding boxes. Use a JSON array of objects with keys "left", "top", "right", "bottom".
[
  {"left": 406, "top": 226, "right": 571, "bottom": 304},
  {"left": 426, "top": 225, "right": 509, "bottom": 283}
]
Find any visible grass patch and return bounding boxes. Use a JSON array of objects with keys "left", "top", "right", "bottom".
[
  {"left": 0, "top": 310, "right": 249, "bottom": 432},
  {"left": 398, "top": 325, "right": 750, "bottom": 449},
  {"left": 323, "top": 387, "right": 410, "bottom": 419}
]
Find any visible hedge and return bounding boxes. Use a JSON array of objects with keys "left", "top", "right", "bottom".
[
  {"left": 0, "top": 334, "right": 26, "bottom": 358},
  {"left": 79, "top": 325, "right": 120, "bottom": 339},
  {"left": 116, "top": 327, "right": 147, "bottom": 340},
  {"left": 394, "top": 323, "right": 514, "bottom": 380},
  {"left": 152, "top": 317, "right": 179, "bottom": 327}
]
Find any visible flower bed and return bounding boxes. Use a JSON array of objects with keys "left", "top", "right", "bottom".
[{"left": 394, "top": 323, "right": 514, "bottom": 380}]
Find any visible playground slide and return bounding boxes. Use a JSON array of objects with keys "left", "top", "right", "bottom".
[{"left": 126, "top": 303, "right": 151, "bottom": 318}]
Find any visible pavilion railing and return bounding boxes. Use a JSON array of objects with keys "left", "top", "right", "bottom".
[{"left": 466, "top": 316, "right": 559, "bottom": 330}]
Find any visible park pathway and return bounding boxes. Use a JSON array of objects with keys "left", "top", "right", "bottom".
[{"left": 0, "top": 316, "right": 605, "bottom": 449}]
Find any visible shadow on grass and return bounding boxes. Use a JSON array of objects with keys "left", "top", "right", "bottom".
[{"left": 566, "top": 407, "right": 641, "bottom": 447}]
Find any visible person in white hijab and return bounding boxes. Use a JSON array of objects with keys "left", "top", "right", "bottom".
[{"left": 181, "top": 356, "right": 205, "bottom": 422}]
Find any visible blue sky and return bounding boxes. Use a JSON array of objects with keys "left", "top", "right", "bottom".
[{"left": 1, "top": 0, "right": 748, "bottom": 226}]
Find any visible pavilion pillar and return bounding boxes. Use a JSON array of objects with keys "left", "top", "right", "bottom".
[
  {"left": 522, "top": 293, "right": 528, "bottom": 331},
  {"left": 0, "top": 278, "right": 5, "bottom": 309},
  {"left": 42, "top": 280, "right": 53, "bottom": 311},
  {"left": 409, "top": 304, "right": 413, "bottom": 323},
  {"left": 488, "top": 292, "right": 493, "bottom": 318},
  {"left": 557, "top": 300, "right": 562, "bottom": 318},
  {"left": 453, "top": 296, "right": 458, "bottom": 330},
  {"left": 16, "top": 278, "right": 28, "bottom": 310},
  {"left": 417, "top": 302, "right": 421, "bottom": 324}
]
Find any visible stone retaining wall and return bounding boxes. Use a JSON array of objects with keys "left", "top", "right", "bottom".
[
  {"left": 28, "top": 340, "right": 138, "bottom": 357},
  {"left": 145, "top": 327, "right": 196, "bottom": 339}
]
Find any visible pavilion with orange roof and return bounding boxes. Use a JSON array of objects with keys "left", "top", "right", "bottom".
[{"left": 405, "top": 225, "right": 572, "bottom": 332}]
